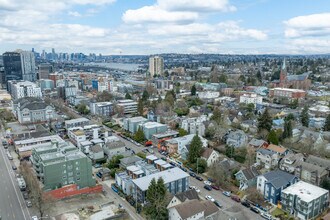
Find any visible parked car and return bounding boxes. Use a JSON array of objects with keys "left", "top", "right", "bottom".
[
  {"left": 195, "top": 176, "right": 203, "bottom": 181},
  {"left": 204, "top": 181, "right": 212, "bottom": 186},
  {"left": 261, "top": 212, "right": 273, "bottom": 220},
  {"left": 211, "top": 185, "right": 220, "bottom": 190},
  {"left": 204, "top": 185, "right": 212, "bottom": 191},
  {"left": 208, "top": 178, "right": 214, "bottom": 183},
  {"left": 250, "top": 206, "right": 260, "bottom": 214},
  {"left": 241, "top": 200, "right": 250, "bottom": 208},
  {"left": 26, "top": 200, "right": 32, "bottom": 207},
  {"left": 22, "top": 192, "right": 29, "bottom": 200},
  {"left": 214, "top": 200, "right": 222, "bottom": 208},
  {"left": 205, "top": 195, "right": 215, "bottom": 202},
  {"left": 12, "top": 165, "right": 17, "bottom": 170},
  {"left": 93, "top": 163, "right": 102, "bottom": 168},
  {"left": 180, "top": 167, "right": 187, "bottom": 172},
  {"left": 31, "top": 216, "right": 38, "bottom": 220},
  {"left": 189, "top": 172, "right": 196, "bottom": 177},
  {"left": 231, "top": 195, "right": 241, "bottom": 202},
  {"left": 223, "top": 191, "right": 231, "bottom": 197}
]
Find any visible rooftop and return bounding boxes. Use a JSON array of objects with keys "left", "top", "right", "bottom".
[
  {"left": 282, "top": 181, "right": 328, "bottom": 202},
  {"left": 142, "top": 122, "right": 167, "bottom": 129},
  {"left": 132, "top": 167, "right": 189, "bottom": 191},
  {"left": 65, "top": 117, "right": 89, "bottom": 124},
  {"left": 271, "top": 88, "right": 305, "bottom": 93}
]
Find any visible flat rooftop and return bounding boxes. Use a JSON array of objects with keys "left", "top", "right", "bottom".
[
  {"left": 271, "top": 88, "right": 305, "bottom": 93},
  {"left": 65, "top": 117, "right": 89, "bottom": 124},
  {"left": 282, "top": 181, "right": 328, "bottom": 203},
  {"left": 152, "top": 130, "right": 179, "bottom": 139},
  {"left": 127, "top": 116, "right": 148, "bottom": 123},
  {"left": 143, "top": 122, "right": 167, "bottom": 129},
  {"left": 15, "top": 135, "right": 64, "bottom": 146},
  {"left": 132, "top": 167, "right": 189, "bottom": 191}
]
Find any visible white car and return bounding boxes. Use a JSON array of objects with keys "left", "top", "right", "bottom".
[
  {"left": 189, "top": 186, "right": 200, "bottom": 193},
  {"left": 205, "top": 195, "right": 215, "bottom": 202},
  {"left": 31, "top": 216, "right": 38, "bottom": 220},
  {"left": 261, "top": 212, "right": 273, "bottom": 220},
  {"left": 204, "top": 181, "right": 212, "bottom": 186}
]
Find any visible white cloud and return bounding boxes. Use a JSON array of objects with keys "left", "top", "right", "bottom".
[
  {"left": 157, "top": 0, "right": 236, "bottom": 12},
  {"left": 122, "top": 6, "right": 199, "bottom": 24},
  {"left": 68, "top": 11, "right": 82, "bottom": 17},
  {"left": 284, "top": 13, "right": 330, "bottom": 38}
]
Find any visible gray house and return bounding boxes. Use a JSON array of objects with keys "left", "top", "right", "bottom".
[
  {"left": 235, "top": 166, "right": 260, "bottom": 190},
  {"left": 226, "top": 130, "right": 248, "bottom": 148},
  {"left": 103, "top": 141, "right": 126, "bottom": 160},
  {"left": 89, "top": 144, "right": 105, "bottom": 161}
]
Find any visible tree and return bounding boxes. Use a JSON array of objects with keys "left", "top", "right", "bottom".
[
  {"left": 285, "top": 113, "right": 295, "bottom": 122},
  {"left": 324, "top": 114, "right": 330, "bottom": 131},
  {"left": 20, "top": 161, "right": 53, "bottom": 217},
  {"left": 210, "top": 107, "right": 222, "bottom": 124},
  {"left": 134, "top": 128, "right": 145, "bottom": 143},
  {"left": 191, "top": 84, "right": 196, "bottom": 96},
  {"left": 187, "top": 135, "right": 203, "bottom": 164},
  {"left": 219, "top": 73, "right": 227, "bottom": 83},
  {"left": 178, "top": 128, "right": 188, "bottom": 137},
  {"left": 164, "top": 90, "right": 175, "bottom": 107},
  {"left": 256, "top": 70, "right": 262, "bottom": 82},
  {"left": 125, "top": 92, "right": 132, "bottom": 99},
  {"left": 257, "top": 108, "right": 272, "bottom": 132},
  {"left": 145, "top": 178, "right": 168, "bottom": 220},
  {"left": 268, "top": 129, "right": 279, "bottom": 145},
  {"left": 108, "top": 155, "right": 124, "bottom": 169},
  {"left": 76, "top": 103, "right": 90, "bottom": 115},
  {"left": 289, "top": 99, "right": 298, "bottom": 109},
  {"left": 282, "top": 120, "right": 293, "bottom": 139},
  {"left": 208, "top": 164, "right": 230, "bottom": 189},
  {"left": 300, "top": 105, "right": 309, "bottom": 127},
  {"left": 96, "top": 91, "right": 113, "bottom": 102},
  {"left": 196, "top": 158, "right": 207, "bottom": 174},
  {"left": 137, "top": 99, "right": 144, "bottom": 116},
  {"left": 142, "top": 90, "right": 150, "bottom": 102}
]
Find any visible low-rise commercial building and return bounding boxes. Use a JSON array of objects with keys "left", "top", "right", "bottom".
[
  {"left": 65, "top": 118, "right": 90, "bottom": 130},
  {"left": 116, "top": 99, "right": 137, "bottom": 115},
  {"left": 269, "top": 88, "right": 306, "bottom": 100},
  {"left": 239, "top": 93, "right": 263, "bottom": 106}
]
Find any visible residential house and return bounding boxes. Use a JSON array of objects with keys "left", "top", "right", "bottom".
[
  {"left": 119, "top": 156, "right": 143, "bottom": 169},
  {"left": 132, "top": 167, "right": 190, "bottom": 203},
  {"left": 218, "top": 158, "right": 240, "bottom": 175},
  {"left": 248, "top": 138, "right": 268, "bottom": 148},
  {"left": 165, "top": 134, "right": 208, "bottom": 160},
  {"left": 295, "top": 161, "right": 329, "bottom": 186},
  {"left": 279, "top": 153, "right": 305, "bottom": 173},
  {"left": 168, "top": 199, "right": 220, "bottom": 220},
  {"left": 180, "top": 116, "right": 207, "bottom": 137},
  {"left": 299, "top": 129, "right": 325, "bottom": 149},
  {"left": 265, "top": 144, "right": 289, "bottom": 156},
  {"left": 309, "top": 117, "right": 326, "bottom": 129},
  {"left": 257, "top": 170, "right": 298, "bottom": 205},
  {"left": 256, "top": 148, "right": 280, "bottom": 169},
  {"left": 281, "top": 181, "right": 329, "bottom": 220},
  {"left": 235, "top": 166, "right": 260, "bottom": 190},
  {"left": 103, "top": 141, "right": 126, "bottom": 160},
  {"left": 89, "top": 144, "right": 105, "bottom": 161},
  {"left": 167, "top": 189, "right": 200, "bottom": 209},
  {"left": 226, "top": 130, "right": 248, "bottom": 148},
  {"left": 201, "top": 148, "right": 220, "bottom": 167}
]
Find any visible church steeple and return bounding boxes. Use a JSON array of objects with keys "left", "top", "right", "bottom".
[
  {"left": 280, "top": 58, "right": 287, "bottom": 85},
  {"left": 282, "top": 58, "right": 286, "bottom": 70}
]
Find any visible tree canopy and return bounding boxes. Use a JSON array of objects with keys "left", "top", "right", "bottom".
[
  {"left": 134, "top": 128, "right": 145, "bottom": 143},
  {"left": 300, "top": 105, "right": 309, "bottom": 127},
  {"left": 257, "top": 108, "right": 272, "bottom": 132},
  {"left": 145, "top": 178, "right": 168, "bottom": 220},
  {"left": 191, "top": 84, "right": 196, "bottom": 96},
  {"left": 268, "top": 129, "right": 279, "bottom": 145},
  {"left": 324, "top": 114, "right": 330, "bottom": 131},
  {"left": 187, "top": 134, "right": 203, "bottom": 164}
]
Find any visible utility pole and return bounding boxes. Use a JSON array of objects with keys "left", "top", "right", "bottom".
[{"left": 197, "top": 158, "right": 199, "bottom": 175}]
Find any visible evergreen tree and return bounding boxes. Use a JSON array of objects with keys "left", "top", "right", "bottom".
[
  {"left": 142, "top": 90, "right": 149, "bottom": 102},
  {"left": 125, "top": 92, "right": 132, "bottom": 99},
  {"left": 256, "top": 70, "right": 262, "bottom": 82},
  {"left": 300, "top": 105, "right": 309, "bottom": 127},
  {"left": 137, "top": 99, "right": 143, "bottom": 116},
  {"left": 134, "top": 128, "right": 145, "bottom": 143},
  {"left": 191, "top": 84, "right": 196, "bottom": 96},
  {"left": 164, "top": 90, "right": 175, "bottom": 107},
  {"left": 187, "top": 134, "right": 203, "bottom": 164},
  {"left": 257, "top": 108, "right": 272, "bottom": 132},
  {"left": 268, "top": 129, "right": 279, "bottom": 145},
  {"left": 285, "top": 113, "right": 295, "bottom": 122},
  {"left": 282, "top": 120, "right": 293, "bottom": 139},
  {"left": 145, "top": 178, "right": 168, "bottom": 220},
  {"left": 324, "top": 114, "right": 330, "bottom": 131}
]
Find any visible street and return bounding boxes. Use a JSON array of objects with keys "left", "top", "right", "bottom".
[{"left": 0, "top": 130, "right": 31, "bottom": 220}]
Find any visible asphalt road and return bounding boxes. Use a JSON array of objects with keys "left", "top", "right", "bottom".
[{"left": 0, "top": 132, "right": 31, "bottom": 220}]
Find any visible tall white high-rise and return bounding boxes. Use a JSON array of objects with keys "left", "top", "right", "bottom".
[
  {"left": 149, "top": 56, "right": 164, "bottom": 77},
  {"left": 19, "top": 50, "right": 36, "bottom": 82}
]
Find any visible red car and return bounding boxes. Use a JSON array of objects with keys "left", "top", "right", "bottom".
[
  {"left": 231, "top": 195, "right": 241, "bottom": 202},
  {"left": 211, "top": 185, "right": 220, "bottom": 190}
]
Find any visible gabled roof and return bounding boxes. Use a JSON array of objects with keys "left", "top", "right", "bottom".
[
  {"left": 286, "top": 72, "right": 310, "bottom": 82},
  {"left": 248, "top": 138, "right": 267, "bottom": 147},
  {"left": 172, "top": 199, "right": 219, "bottom": 219},
  {"left": 240, "top": 166, "right": 260, "bottom": 181},
  {"left": 201, "top": 148, "right": 216, "bottom": 160},
  {"left": 257, "top": 148, "right": 275, "bottom": 156},
  {"left": 306, "top": 155, "right": 330, "bottom": 169},
  {"left": 174, "top": 189, "right": 200, "bottom": 203},
  {"left": 263, "top": 170, "right": 296, "bottom": 189},
  {"left": 266, "top": 144, "right": 287, "bottom": 154}
]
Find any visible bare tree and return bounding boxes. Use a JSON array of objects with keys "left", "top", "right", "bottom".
[
  {"left": 208, "top": 164, "right": 230, "bottom": 189},
  {"left": 246, "top": 187, "right": 264, "bottom": 205},
  {"left": 20, "top": 161, "right": 54, "bottom": 217}
]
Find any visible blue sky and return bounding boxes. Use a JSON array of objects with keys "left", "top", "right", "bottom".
[{"left": 0, "top": 0, "right": 330, "bottom": 55}]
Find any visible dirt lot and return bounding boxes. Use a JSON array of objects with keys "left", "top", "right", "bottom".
[{"left": 50, "top": 193, "right": 111, "bottom": 219}]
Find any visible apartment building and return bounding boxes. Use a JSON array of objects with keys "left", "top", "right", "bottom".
[{"left": 116, "top": 99, "right": 138, "bottom": 115}]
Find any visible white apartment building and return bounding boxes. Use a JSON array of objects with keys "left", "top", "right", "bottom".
[
  {"left": 117, "top": 99, "right": 137, "bottom": 114},
  {"left": 9, "top": 81, "right": 42, "bottom": 100},
  {"left": 181, "top": 115, "right": 207, "bottom": 136},
  {"left": 239, "top": 93, "right": 262, "bottom": 106},
  {"left": 149, "top": 56, "right": 164, "bottom": 77}
]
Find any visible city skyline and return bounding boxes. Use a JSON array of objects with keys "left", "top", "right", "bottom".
[{"left": 0, "top": 0, "right": 330, "bottom": 55}]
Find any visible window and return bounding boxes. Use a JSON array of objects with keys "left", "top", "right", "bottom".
[
  {"left": 76, "top": 172, "right": 80, "bottom": 176},
  {"left": 76, "top": 177, "right": 80, "bottom": 181},
  {"left": 62, "top": 176, "right": 66, "bottom": 179}
]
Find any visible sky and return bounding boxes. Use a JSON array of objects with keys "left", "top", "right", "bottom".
[{"left": 0, "top": 0, "right": 330, "bottom": 55}]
